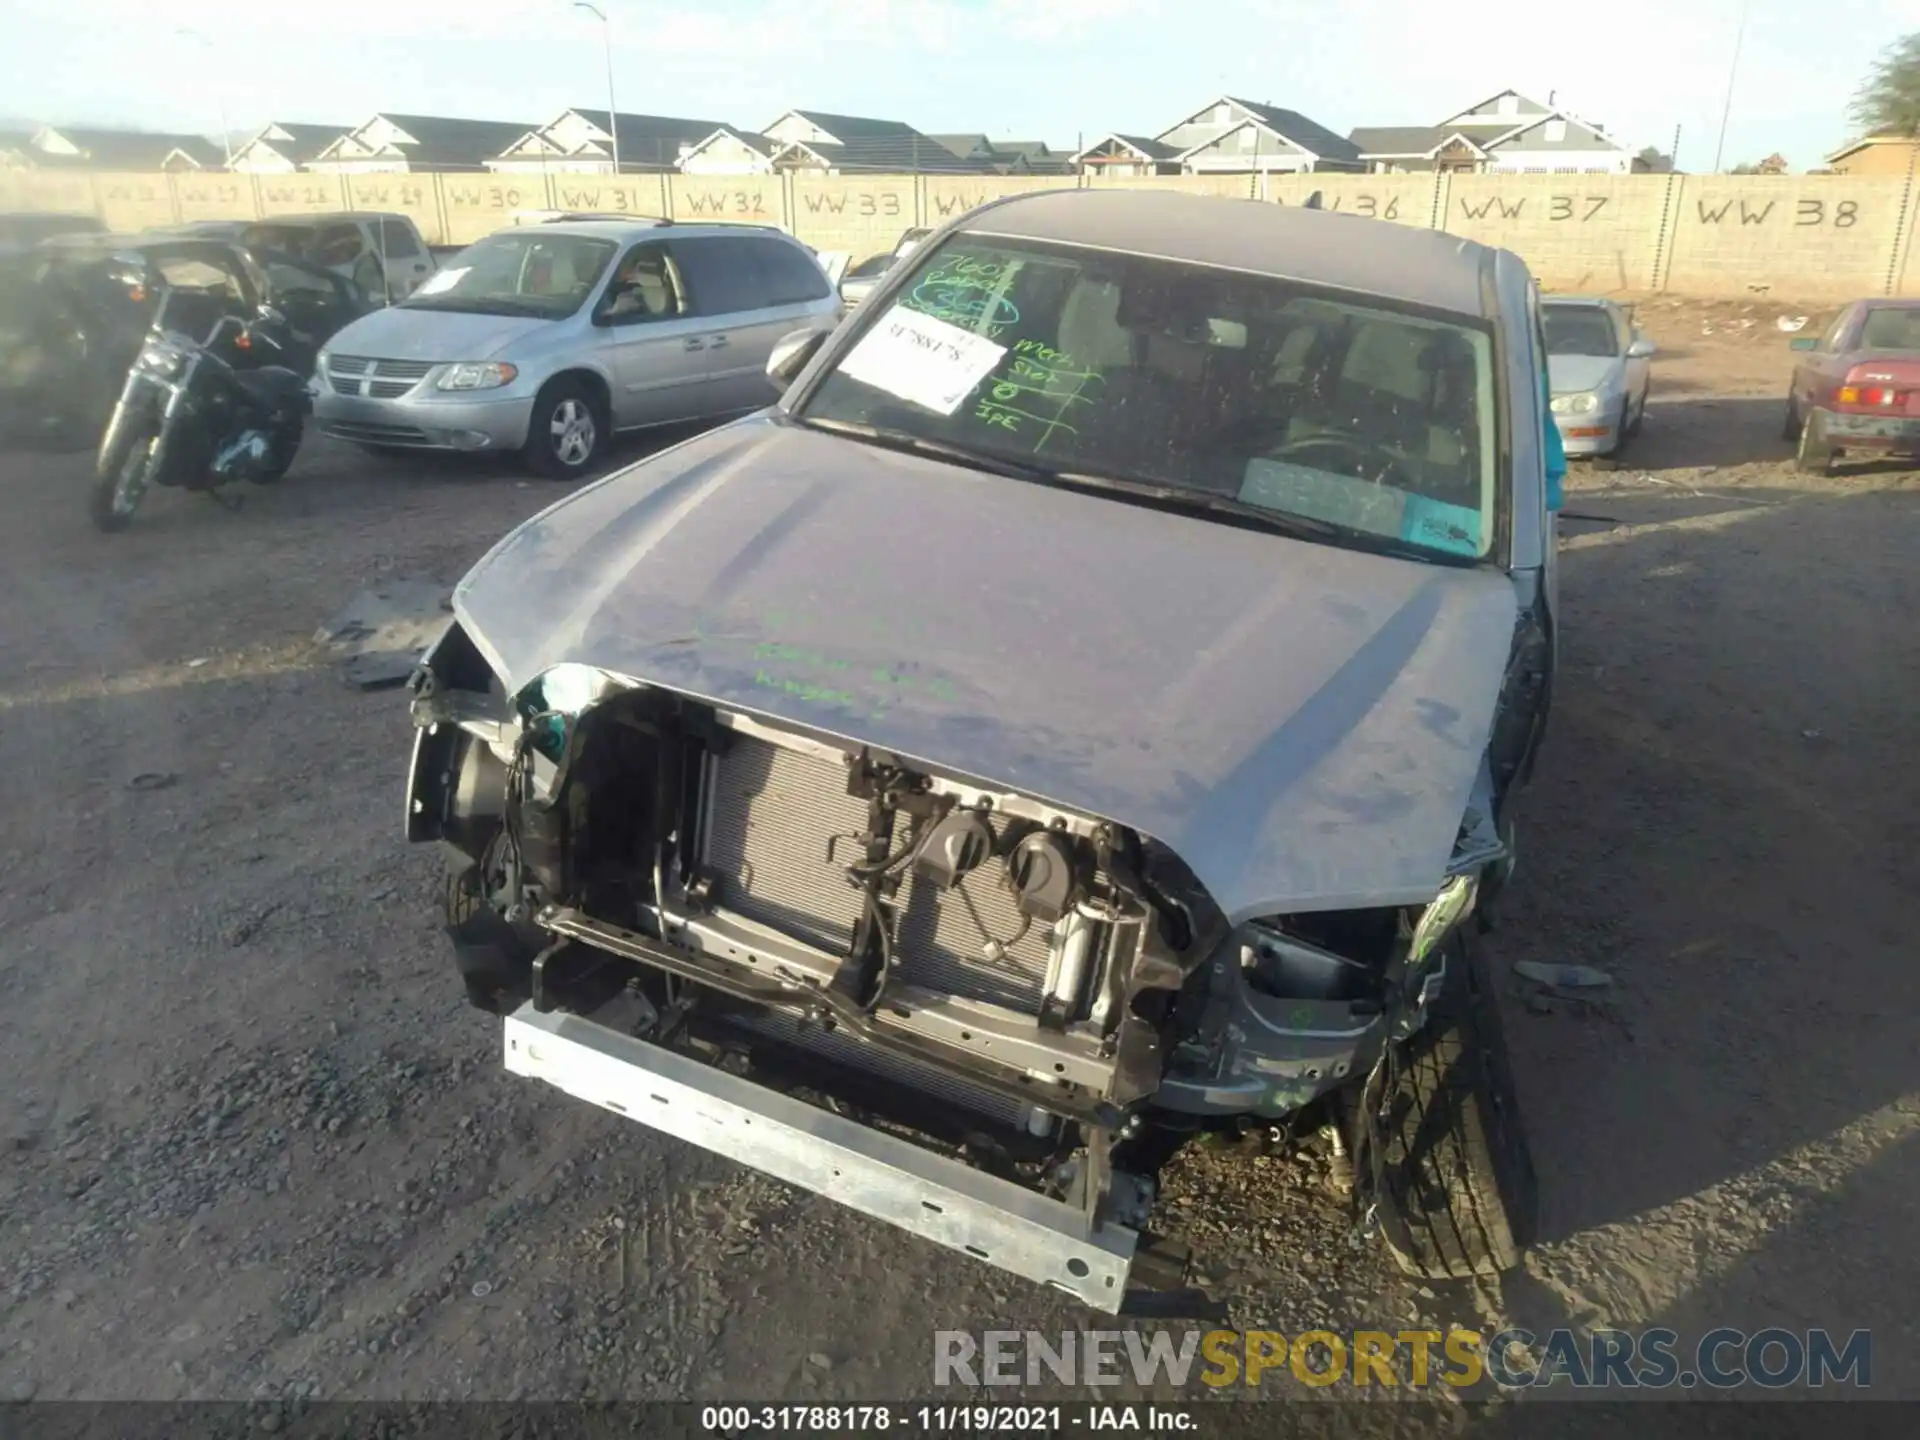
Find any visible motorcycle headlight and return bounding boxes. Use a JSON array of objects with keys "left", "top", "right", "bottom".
[
  {"left": 138, "top": 343, "right": 186, "bottom": 380},
  {"left": 1550, "top": 391, "right": 1599, "bottom": 415},
  {"left": 436, "top": 362, "right": 519, "bottom": 392}
]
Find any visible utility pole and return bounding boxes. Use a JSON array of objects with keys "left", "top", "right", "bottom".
[
  {"left": 175, "top": 29, "right": 234, "bottom": 166},
  {"left": 1711, "top": 1, "right": 1747, "bottom": 173},
  {"left": 574, "top": 2, "right": 621, "bottom": 174}
]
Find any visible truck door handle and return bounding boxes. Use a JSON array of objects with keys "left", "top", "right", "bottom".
[
  {"left": 708, "top": 334, "right": 729, "bottom": 350},
  {"left": 684, "top": 337, "right": 705, "bottom": 351}
]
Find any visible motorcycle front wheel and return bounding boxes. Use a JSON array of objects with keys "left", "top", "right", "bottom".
[{"left": 90, "top": 417, "right": 158, "bottom": 533}]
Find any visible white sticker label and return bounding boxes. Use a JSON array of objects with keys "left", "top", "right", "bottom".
[
  {"left": 412, "top": 266, "right": 468, "bottom": 297},
  {"left": 836, "top": 305, "right": 1007, "bottom": 416}
]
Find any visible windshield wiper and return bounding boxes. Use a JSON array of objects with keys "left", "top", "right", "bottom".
[{"left": 795, "top": 417, "right": 1061, "bottom": 482}]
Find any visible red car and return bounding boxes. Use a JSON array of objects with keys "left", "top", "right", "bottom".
[{"left": 1784, "top": 298, "right": 1920, "bottom": 473}]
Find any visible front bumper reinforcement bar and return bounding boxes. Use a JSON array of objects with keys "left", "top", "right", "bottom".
[{"left": 503, "top": 1004, "right": 1139, "bottom": 1311}]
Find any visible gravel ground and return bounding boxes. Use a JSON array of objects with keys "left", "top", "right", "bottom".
[{"left": 0, "top": 296, "right": 1915, "bottom": 1413}]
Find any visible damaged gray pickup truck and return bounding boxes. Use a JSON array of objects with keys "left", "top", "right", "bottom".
[{"left": 405, "top": 190, "right": 1557, "bottom": 1310}]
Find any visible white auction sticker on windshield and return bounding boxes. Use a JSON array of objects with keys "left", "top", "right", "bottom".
[
  {"left": 837, "top": 305, "right": 1006, "bottom": 416},
  {"left": 413, "top": 266, "right": 468, "bottom": 296}
]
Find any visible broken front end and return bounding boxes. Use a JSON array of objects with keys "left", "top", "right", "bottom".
[{"left": 406, "top": 624, "right": 1505, "bottom": 1310}]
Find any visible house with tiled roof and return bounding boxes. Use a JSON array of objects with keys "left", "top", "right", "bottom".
[
  {"left": 1069, "top": 134, "right": 1183, "bottom": 176},
  {"left": 307, "top": 114, "right": 536, "bottom": 173},
  {"left": 757, "top": 111, "right": 990, "bottom": 174},
  {"left": 1351, "top": 90, "right": 1632, "bottom": 175},
  {"left": 488, "top": 109, "right": 730, "bottom": 174},
  {"left": 678, "top": 126, "right": 781, "bottom": 175},
  {"left": 21, "top": 125, "right": 224, "bottom": 170},
  {"left": 1153, "top": 97, "right": 1364, "bottom": 174},
  {"left": 929, "top": 135, "right": 1075, "bottom": 175},
  {"left": 229, "top": 122, "right": 351, "bottom": 174}
]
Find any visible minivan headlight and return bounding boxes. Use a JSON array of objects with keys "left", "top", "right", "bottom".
[{"left": 436, "top": 362, "right": 519, "bottom": 391}]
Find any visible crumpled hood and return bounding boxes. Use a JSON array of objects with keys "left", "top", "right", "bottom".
[
  {"left": 454, "top": 416, "right": 1520, "bottom": 921},
  {"left": 324, "top": 305, "right": 548, "bottom": 362},
  {"left": 1548, "top": 353, "right": 1624, "bottom": 397}
]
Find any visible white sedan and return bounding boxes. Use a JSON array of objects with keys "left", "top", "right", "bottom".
[{"left": 1544, "top": 296, "right": 1655, "bottom": 458}]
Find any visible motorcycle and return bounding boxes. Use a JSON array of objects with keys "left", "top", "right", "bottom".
[{"left": 90, "top": 275, "right": 312, "bottom": 533}]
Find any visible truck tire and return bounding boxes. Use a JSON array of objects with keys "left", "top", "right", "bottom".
[{"left": 1374, "top": 933, "right": 1538, "bottom": 1280}]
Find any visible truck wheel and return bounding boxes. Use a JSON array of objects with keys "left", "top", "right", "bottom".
[
  {"left": 1373, "top": 932, "right": 1537, "bottom": 1280},
  {"left": 523, "top": 377, "right": 606, "bottom": 481},
  {"left": 1794, "top": 410, "right": 1835, "bottom": 475}
]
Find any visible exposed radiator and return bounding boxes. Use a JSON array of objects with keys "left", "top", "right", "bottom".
[
  {"left": 701, "top": 736, "right": 1056, "bottom": 1014},
  {"left": 727, "top": 1006, "right": 1030, "bottom": 1127}
]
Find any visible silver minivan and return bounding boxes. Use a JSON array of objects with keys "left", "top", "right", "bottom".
[{"left": 312, "top": 220, "right": 841, "bottom": 478}]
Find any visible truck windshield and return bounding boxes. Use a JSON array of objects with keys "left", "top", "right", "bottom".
[
  {"left": 401, "top": 233, "right": 617, "bottom": 319},
  {"left": 797, "top": 234, "right": 1501, "bottom": 560}
]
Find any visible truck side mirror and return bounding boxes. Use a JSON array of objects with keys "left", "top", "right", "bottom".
[{"left": 767, "top": 326, "right": 832, "bottom": 389}]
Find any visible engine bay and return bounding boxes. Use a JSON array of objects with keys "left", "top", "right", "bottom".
[{"left": 410, "top": 628, "right": 1497, "bottom": 1256}]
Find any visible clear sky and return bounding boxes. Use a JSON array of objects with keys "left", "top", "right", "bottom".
[{"left": 2, "top": 0, "right": 1911, "bottom": 172}]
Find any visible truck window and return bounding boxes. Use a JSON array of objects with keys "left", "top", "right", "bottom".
[{"left": 378, "top": 219, "right": 422, "bottom": 258}]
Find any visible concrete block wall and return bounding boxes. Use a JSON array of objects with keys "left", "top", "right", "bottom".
[
  {"left": 4, "top": 166, "right": 1916, "bottom": 297},
  {"left": 1659, "top": 176, "right": 1909, "bottom": 297},
  {"left": 1269, "top": 173, "right": 1438, "bottom": 227},
  {"left": 1440, "top": 174, "right": 1671, "bottom": 292},
  {"left": 786, "top": 175, "right": 913, "bottom": 256}
]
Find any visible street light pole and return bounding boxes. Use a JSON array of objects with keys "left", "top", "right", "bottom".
[
  {"left": 574, "top": 2, "right": 621, "bottom": 175},
  {"left": 1711, "top": 1, "right": 1747, "bottom": 174},
  {"left": 175, "top": 28, "right": 234, "bottom": 166}
]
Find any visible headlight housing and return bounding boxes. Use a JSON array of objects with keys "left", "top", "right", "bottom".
[
  {"left": 137, "top": 342, "right": 187, "bottom": 380},
  {"left": 1550, "top": 391, "right": 1599, "bottom": 415},
  {"left": 436, "top": 362, "right": 519, "bottom": 392}
]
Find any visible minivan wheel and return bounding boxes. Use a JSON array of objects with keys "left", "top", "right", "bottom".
[{"left": 525, "top": 378, "right": 605, "bottom": 480}]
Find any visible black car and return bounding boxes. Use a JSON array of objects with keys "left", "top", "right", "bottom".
[{"left": 1, "top": 232, "right": 372, "bottom": 447}]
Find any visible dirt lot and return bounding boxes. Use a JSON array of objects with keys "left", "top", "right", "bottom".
[{"left": 1, "top": 297, "right": 1915, "bottom": 1414}]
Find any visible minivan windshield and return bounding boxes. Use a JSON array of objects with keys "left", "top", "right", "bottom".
[
  {"left": 400, "top": 232, "right": 617, "bottom": 319},
  {"left": 796, "top": 234, "right": 1501, "bottom": 560}
]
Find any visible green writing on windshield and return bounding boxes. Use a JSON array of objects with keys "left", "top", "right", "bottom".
[
  {"left": 971, "top": 338, "right": 1103, "bottom": 451},
  {"left": 905, "top": 251, "right": 1021, "bottom": 339}
]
